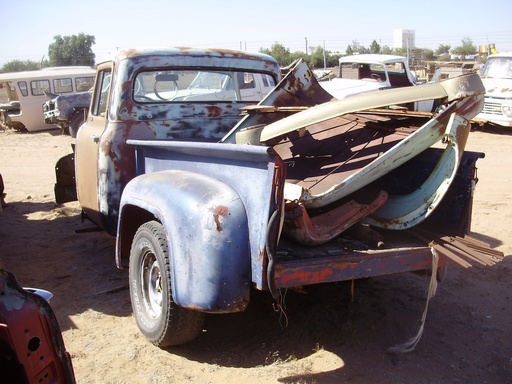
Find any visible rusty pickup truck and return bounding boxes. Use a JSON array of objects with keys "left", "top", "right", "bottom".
[
  {"left": 43, "top": 90, "right": 92, "bottom": 138},
  {"left": 55, "top": 47, "right": 498, "bottom": 349}
]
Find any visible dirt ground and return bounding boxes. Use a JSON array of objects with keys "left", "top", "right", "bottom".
[{"left": 0, "top": 125, "right": 511, "bottom": 384}]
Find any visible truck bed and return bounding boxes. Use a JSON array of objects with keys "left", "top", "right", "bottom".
[
  {"left": 268, "top": 147, "right": 485, "bottom": 290},
  {"left": 128, "top": 137, "right": 484, "bottom": 291}
]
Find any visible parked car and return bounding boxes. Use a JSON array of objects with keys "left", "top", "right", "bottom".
[
  {"left": 319, "top": 54, "right": 438, "bottom": 112},
  {"left": 43, "top": 90, "right": 92, "bottom": 138},
  {"left": 0, "top": 173, "right": 6, "bottom": 211},
  {"left": 0, "top": 258, "right": 75, "bottom": 383},
  {"left": 472, "top": 52, "right": 512, "bottom": 127}
]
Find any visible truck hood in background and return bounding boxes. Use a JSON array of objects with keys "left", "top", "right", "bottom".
[
  {"left": 481, "top": 77, "right": 512, "bottom": 98},
  {"left": 319, "top": 78, "right": 387, "bottom": 99}
]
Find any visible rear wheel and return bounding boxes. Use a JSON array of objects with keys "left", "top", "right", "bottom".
[{"left": 129, "top": 220, "right": 205, "bottom": 347}]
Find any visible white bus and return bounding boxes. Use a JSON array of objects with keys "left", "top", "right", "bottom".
[{"left": 0, "top": 66, "right": 95, "bottom": 132}]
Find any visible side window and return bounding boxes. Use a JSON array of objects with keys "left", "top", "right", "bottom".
[
  {"left": 340, "top": 63, "right": 360, "bottom": 80},
  {"left": 17, "top": 81, "right": 28, "bottom": 97},
  {"left": 75, "top": 76, "right": 95, "bottom": 92},
  {"left": 53, "top": 78, "right": 73, "bottom": 93},
  {"left": 386, "top": 62, "right": 406, "bottom": 74},
  {"left": 239, "top": 73, "right": 255, "bottom": 89},
  {"left": 31, "top": 79, "right": 50, "bottom": 96},
  {"left": 0, "top": 83, "right": 7, "bottom": 103},
  {"left": 263, "top": 74, "right": 276, "bottom": 88},
  {"left": 92, "top": 69, "right": 112, "bottom": 116}
]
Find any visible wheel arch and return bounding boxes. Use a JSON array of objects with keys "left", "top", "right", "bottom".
[{"left": 117, "top": 170, "right": 252, "bottom": 313}]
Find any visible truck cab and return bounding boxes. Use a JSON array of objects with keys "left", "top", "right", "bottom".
[{"left": 72, "top": 47, "right": 281, "bottom": 235}]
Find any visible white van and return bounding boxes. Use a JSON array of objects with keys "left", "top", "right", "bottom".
[{"left": 0, "top": 66, "right": 95, "bottom": 132}]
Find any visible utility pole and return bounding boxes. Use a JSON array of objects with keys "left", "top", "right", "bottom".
[
  {"left": 323, "top": 40, "right": 326, "bottom": 69},
  {"left": 305, "top": 37, "right": 308, "bottom": 54}
]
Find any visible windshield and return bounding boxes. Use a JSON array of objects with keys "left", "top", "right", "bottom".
[
  {"left": 481, "top": 57, "right": 512, "bottom": 79},
  {"left": 133, "top": 69, "right": 274, "bottom": 102}
]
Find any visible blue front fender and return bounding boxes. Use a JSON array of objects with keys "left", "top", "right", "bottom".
[{"left": 118, "top": 170, "right": 251, "bottom": 313}]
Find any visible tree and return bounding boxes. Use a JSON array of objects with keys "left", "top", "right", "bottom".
[
  {"left": 48, "top": 33, "right": 95, "bottom": 66},
  {"left": 309, "top": 45, "right": 328, "bottom": 68},
  {"left": 329, "top": 52, "right": 342, "bottom": 67},
  {"left": 435, "top": 44, "right": 451, "bottom": 56},
  {"left": 381, "top": 45, "right": 393, "bottom": 54},
  {"left": 424, "top": 49, "right": 435, "bottom": 61},
  {"left": 451, "top": 37, "right": 477, "bottom": 60},
  {"left": 369, "top": 40, "right": 381, "bottom": 54},
  {"left": 260, "top": 43, "right": 294, "bottom": 66},
  {"left": 348, "top": 40, "right": 366, "bottom": 54},
  {"left": 438, "top": 53, "right": 451, "bottom": 62},
  {"left": 307, "top": 46, "right": 341, "bottom": 68},
  {"left": 393, "top": 47, "right": 408, "bottom": 57},
  {"left": 1, "top": 60, "right": 42, "bottom": 73}
]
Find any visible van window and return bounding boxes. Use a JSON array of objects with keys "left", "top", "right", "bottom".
[
  {"left": 18, "top": 81, "right": 28, "bottom": 97},
  {"left": 0, "top": 84, "right": 7, "bottom": 103},
  {"left": 0, "top": 82, "right": 18, "bottom": 102},
  {"left": 0, "top": 81, "right": 19, "bottom": 102},
  {"left": 53, "top": 78, "right": 73, "bottom": 93},
  {"left": 75, "top": 76, "right": 95, "bottom": 92},
  {"left": 31, "top": 79, "right": 50, "bottom": 96}
]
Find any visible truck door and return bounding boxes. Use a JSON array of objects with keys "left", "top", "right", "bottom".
[{"left": 75, "top": 66, "right": 112, "bottom": 227}]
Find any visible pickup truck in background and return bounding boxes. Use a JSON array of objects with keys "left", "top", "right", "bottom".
[
  {"left": 472, "top": 52, "right": 512, "bottom": 128},
  {"left": 43, "top": 89, "right": 92, "bottom": 137},
  {"left": 42, "top": 62, "right": 276, "bottom": 137},
  {"left": 55, "top": 46, "right": 499, "bottom": 349},
  {"left": 319, "top": 54, "right": 438, "bottom": 112}
]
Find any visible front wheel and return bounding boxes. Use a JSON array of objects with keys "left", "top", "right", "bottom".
[
  {"left": 129, "top": 220, "right": 205, "bottom": 347},
  {"left": 68, "top": 110, "right": 87, "bottom": 138}
]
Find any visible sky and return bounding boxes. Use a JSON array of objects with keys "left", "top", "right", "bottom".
[{"left": 1, "top": 0, "right": 511, "bottom": 67}]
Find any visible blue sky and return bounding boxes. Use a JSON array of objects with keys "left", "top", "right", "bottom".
[{"left": 1, "top": 0, "right": 511, "bottom": 66}]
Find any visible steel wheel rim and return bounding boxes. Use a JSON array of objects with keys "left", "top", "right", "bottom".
[{"left": 140, "top": 249, "right": 163, "bottom": 319}]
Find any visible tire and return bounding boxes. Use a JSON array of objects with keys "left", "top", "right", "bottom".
[
  {"left": 129, "top": 220, "right": 205, "bottom": 347},
  {"left": 68, "top": 110, "right": 87, "bottom": 138}
]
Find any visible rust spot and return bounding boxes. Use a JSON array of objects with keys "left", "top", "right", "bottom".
[
  {"left": 212, "top": 206, "right": 228, "bottom": 232},
  {"left": 215, "top": 206, "right": 228, "bottom": 216},
  {"left": 213, "top": 212, "right": 222, "bottom": 232},
  {"left": 206, "top": 105, "right": 222, "bottom": 118}
]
